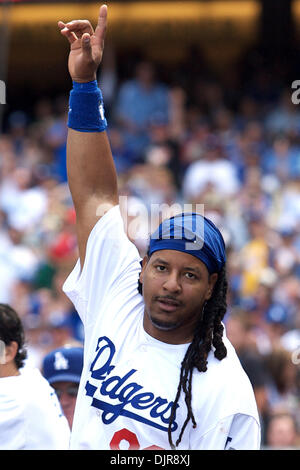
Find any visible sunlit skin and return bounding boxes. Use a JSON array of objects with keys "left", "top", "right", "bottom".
[
  {"left": 0, "top": 342, "right": 20, "bottom": 378},
  {"left": 140, "top": 250, "right": 218, "bottom": 345}
]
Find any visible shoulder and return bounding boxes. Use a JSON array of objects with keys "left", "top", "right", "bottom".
[
  {"left": 18, "top": 368, "right": 70, "bottom": 449},
  {"left": 19, "top": 367, "right": 55, "bottom": 405},
  {"left": 208, "top": 337, "right": 253, "bottom": 390},
  {"left": 0, "top": 376, "right": 24, "bottom": 412},
  {"left": 63, "top": 205, "right": 142, "bottom": 327},
  {"left": 118, "top": 80, "right": 138, "bottom": 95},
  {"left": 0, "top": 376, "right": 27, "bottom": 449},
  {"left": 184, "top": 160, "right": 208, "bottom": 176},
  {"left": 20, "top": 368, "right": 66, "bottom": 423},
  {"left": 154, "top": 83, "right": 169, "bottom": 95},
  {"left": 193, "top": 337, "right": 259, "bottom": 420}
]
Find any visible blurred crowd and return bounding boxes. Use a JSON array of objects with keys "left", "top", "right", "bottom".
[{"left": 0, "top": 48, "right": 300, "bottom": 449}]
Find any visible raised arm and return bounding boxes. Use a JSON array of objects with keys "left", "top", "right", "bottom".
[{"left": 58, "top": 4, "right": 118, "bottom": 269}]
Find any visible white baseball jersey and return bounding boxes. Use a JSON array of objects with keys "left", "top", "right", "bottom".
[
  {"left": 0, "top": 367, "right": 70, "bottom": 449},
  {"left": 63, "top": 205, "right": 261, "bottom": 450}
]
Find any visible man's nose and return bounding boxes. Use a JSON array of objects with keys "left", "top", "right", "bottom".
[
  {"left": 59, "top": 392, "right": 71, "bottom": 406},
  {"left": 162, "top": 272, "right": 181, "bottom": 293}
]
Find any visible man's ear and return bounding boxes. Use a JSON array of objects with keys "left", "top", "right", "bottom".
[
  {"left": 4, "top": 341, "right": 18, "bottom": 364},
  {"left": 205, "top": 273, "right": 218, "bottom": 301},
  {"left": 139, "top": 255, "right": 149, "bottom": 284}
]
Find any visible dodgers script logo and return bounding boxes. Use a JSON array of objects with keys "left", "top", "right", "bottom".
[{"left": 85, "top": 336, "right": 179, "bottom": 432}]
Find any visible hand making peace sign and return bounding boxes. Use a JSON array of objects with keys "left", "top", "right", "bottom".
[{"left": 58, "top": 4, "right": 107, "bottom": 83}]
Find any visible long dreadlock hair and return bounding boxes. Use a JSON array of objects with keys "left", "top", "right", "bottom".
[{"left": 138, "top": 262, "right": 228, "bottom": 449}]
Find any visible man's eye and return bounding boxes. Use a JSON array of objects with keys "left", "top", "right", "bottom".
[
  {"left": 156, "top": 265, "right": 166, "bottom": 272},
  {"left": 185, "top": 272, "right": 196, "bottom": 279}
]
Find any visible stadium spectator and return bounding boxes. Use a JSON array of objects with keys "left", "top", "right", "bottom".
[
  {"left": 264, "top": 348, "right": 299, "bottom": 420},
  {"left": 42, "top": 346, "right": 83, "bottom": 429},
  {"left": 265, "top": 412, "right": 300, "bottom": 449},
  {"left": 0, "top": 303, "right": 70, "bottom": 449},
  {"left": 182, "top": 134, "right": 240, "bottom": 202},
  {"left": 114, "top": 61, "right": 170, "bottom": 158}
]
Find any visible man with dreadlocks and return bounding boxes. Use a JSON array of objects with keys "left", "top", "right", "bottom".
[{"left": 59, "top": 5, "right": 260, "bottom": 450}]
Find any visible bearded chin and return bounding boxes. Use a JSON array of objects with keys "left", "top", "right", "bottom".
[{"left": 149, "top": 315, "right": 180, "bottom": 331}]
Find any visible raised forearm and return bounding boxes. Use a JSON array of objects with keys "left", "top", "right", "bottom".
[{"left": 66, "top": 129, "right": 118, "bottom": 212}]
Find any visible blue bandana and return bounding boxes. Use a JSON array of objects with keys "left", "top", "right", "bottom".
[{"left": 148, "top": 213, "right": 226, "bottom": 274}]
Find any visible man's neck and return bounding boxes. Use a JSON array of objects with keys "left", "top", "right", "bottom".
[
  {"left": 0, "top": 362, "right": 20, "bottom": 378},
  {"left": 143, "top": 315, "right": 193, "bottom": 345}
]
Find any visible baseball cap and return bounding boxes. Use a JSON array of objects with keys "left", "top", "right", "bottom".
[
  {"left": 42, "top": 346, "right": 83, "bottom": 384},
  {"left": 265, "top": 303, "right": 289, "bottom": 325}
]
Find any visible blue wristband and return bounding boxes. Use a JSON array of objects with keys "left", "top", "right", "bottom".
[{"left": 68, "top": 80, "right": 107, "bottom": 132}]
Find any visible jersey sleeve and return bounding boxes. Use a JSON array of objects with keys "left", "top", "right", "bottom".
[
  {"left": 23, "top": 384, "right": 70, "bottom": 450},
  {"left": 190, "top": 413, "right": 261, "bottom": 450},
  {"left": 62, "top": 205, "right": 142, "bottom": 326},
  {"left": 225, "top": 413, "right": 261, "bottom": 450}
]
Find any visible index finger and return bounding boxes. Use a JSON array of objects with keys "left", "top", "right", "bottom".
[
  {"left": 58, "top": 21, "right": 78, "bottom": 44},
  {"left": 94, "top": 4, "right": 107, "bottom": 46},
  {"left": 65, "top": 20, "right": 95, "bottom": 36}
]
